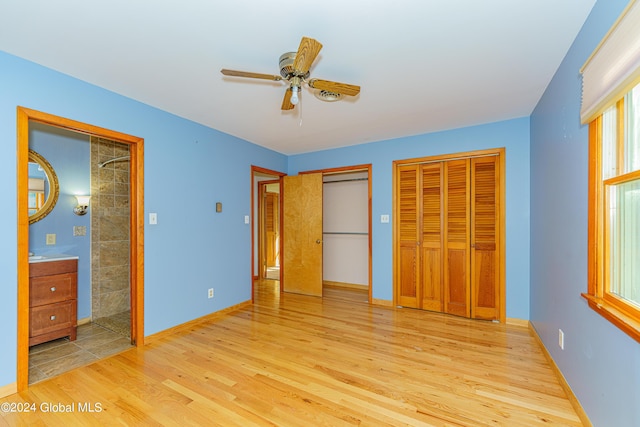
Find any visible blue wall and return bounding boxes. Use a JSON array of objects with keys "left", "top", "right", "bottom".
[
  {"left": 530, "top": 1, "right": 640, "bottom": 426},
  {"left": 29, "top": 123, "right": 92, "bottom": 319},
  {"left": 289, "top": 117, "right": 531, "bottom": 319},
  {"left": 0, "top": 50, "right": 287, "bottom": 388}
]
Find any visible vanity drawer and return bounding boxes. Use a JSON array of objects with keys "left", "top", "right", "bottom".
[
  {"left": 29, "top": 259, "right": 77, "bottom": 278},
  {"left": 30, "top": 273, "right": 76, "bottom": 306},
  {"left": 30, "top": 300, "right": 76, "bottom": 338}
]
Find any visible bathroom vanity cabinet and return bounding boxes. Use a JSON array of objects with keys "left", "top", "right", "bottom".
[{"left": 29, "top": 257, "right": 78, "bottom": 346}]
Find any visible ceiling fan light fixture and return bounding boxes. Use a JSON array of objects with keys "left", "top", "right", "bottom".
[
  {"left": 314, "top": 89, "right": 343, "bottom": 102},
  {"left": 290, "top": 86, "right": 300, "bottom": 105},
  {"left": 289, "top": 76, "right": 302, "bottom": 105}
]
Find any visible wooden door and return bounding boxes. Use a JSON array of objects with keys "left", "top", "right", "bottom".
[
  {"left": 470, "top": 156, "right": 500, "bottom": 320},
  {"left": 443, "top": 159, "right": 471, "bottom": 318},
  {"left": 396, "top": 165, "right": 420, "bottom": 308},
  {"left": 265, "top": 192, "right": 279, "bottom": 267},
  {"left": 394, "top": 151, "right": 502, "bottom": 321},
  {"left": 282, "top": 173, "right": 323, "bottom": 296},
  {"left": 421, "top": 163, "right": 444, "bottom": 311}
]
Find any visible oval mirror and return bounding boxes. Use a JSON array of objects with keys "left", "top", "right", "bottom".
[{"left": 28, "top": 149, "right": 59, "bottom": 224}]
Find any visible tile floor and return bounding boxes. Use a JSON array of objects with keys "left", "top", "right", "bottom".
[
  {"left": 28, "top": 322, "right": 134, "bottom": 385},
  {"left": 94, "top": 310, "right": 131, "bottom": 339}
]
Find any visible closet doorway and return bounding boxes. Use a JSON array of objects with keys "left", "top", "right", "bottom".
[
  {"left": 393, "top": 148, "right": 505, "bottom": 321},
  {"left": 282, "top": 165, "right": 372, "bottom": 301}
]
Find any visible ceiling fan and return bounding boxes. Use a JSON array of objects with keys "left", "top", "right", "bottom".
[{"left": 221, "top": 37, "right": 360, "bottom": 110}]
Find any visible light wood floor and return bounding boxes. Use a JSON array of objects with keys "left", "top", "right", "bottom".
[{"left": 1, "top": 281, "right": 582, "bottom": 426}]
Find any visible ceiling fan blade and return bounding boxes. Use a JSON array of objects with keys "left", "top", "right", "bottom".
[
  {"left": 281, "top": 89, "right": 295, "bottom": 110},
  {"left": 308, "top": 78, "right": 360, "bottom": 96},
  {"left": 220, "top": 69, "right": 282, "bottom": 81},
  {"left": 293, "top": 37, "right": 323, "bottom": 75}
]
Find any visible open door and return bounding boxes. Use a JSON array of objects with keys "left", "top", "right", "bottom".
[
  {"left": 282, "top": 173, "right": 323, "bottom": 296},
  {"left": 258, "top": 180, "right": 280, "bottom": 280}
]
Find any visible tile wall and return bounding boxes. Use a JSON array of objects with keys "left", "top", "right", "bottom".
[{"left": 90, "top": 137, "right": 130, "bottom": 323}]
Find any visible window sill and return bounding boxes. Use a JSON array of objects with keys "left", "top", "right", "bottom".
[{"left": 582, "top": 293, "right": 640, "bottom": 344}]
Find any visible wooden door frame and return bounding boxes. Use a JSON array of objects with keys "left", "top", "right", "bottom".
[
  {"left": 392, "top": 148, "right": 505, "bottom": 321},
  {"left": 300, "top": 164, "right": 373, "bottom": 303},
  {"left": 251, "top": 166, "right": 285, "bottom": 298},
  {"left": 16, "top": 107, "right": 145, "bottom": 391},
  {"left": 258, "top": 179, "right": 280, "bottom": 280}
]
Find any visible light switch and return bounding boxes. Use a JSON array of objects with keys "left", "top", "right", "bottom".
[
  {"left": 46, "top": 234, "right": 56, "bottom": 245},
  {"left": 381, "top": 214, "right": 390, "bottom": 223},
  {"left": 149, "top": 213, "right": 158, "bottom": 225},
  {"left": 244, "top": 215, "right": 250, "bottom": 224}
]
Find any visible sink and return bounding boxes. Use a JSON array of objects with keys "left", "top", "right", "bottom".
[{"left": 28, "top": 254, "right": 79, "bottom": 263}]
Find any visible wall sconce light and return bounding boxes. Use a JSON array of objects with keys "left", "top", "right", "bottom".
[{"left": 73, "top": 195, "right": 91, "bottom": 216}]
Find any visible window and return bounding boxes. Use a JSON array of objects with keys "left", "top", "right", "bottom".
[
  {"left": 584, "top": 83, "right": 640, "bottom": 342},
  {"left": 580, "top": 0, "right": 640, "bottom": 342}
]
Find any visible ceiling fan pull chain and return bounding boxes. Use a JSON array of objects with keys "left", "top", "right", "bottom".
[{"left": 299, "top": 93, "right": 303, "bottom": 127}]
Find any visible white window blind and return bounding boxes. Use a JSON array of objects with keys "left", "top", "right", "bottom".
[{"left": 580, "top": 0, "right": 640, "bottom": 124}]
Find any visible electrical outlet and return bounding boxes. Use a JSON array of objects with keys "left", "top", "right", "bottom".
[
  {"left": 208, "top": 288, "right": 214, "bottom": 299},
  {"left": 46, "top": 234, "right": 56, "bottom": 245},
  {"left": 559, "top": 329, "right": 565, "bottom": 350}
]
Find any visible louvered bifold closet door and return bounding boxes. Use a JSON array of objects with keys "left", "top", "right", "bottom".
[
  {"left": 471, "top": 156, "right": 499, "bottom": 320},
  {"left": 397, "top": 165, "right": 420, "bottom": 308},
  {"left": 444, "top": 159, "right": 471, "bottom": 318},
  {"left": 421, "top": 163, "right": 444, "bottom": 311}
]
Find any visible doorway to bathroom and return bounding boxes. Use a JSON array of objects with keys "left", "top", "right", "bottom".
[{"left": 16, "top": 107, "right": 145, "bottom": 391}]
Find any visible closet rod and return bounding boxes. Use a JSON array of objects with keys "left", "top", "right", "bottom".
[
  {"left": 323, "top": 231, "right": 368, "bottom": 235},
  {"left": 323, "top": 177, "right": 368, "bottom": 184}
]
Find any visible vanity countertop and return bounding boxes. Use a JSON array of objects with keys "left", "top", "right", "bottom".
[{"left": 29, "top": 254, "right": 79, "bottom": 263}]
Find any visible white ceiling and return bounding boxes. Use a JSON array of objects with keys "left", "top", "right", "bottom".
[{"left": 0, "top": 0, "right": 596, "bottom": 155}]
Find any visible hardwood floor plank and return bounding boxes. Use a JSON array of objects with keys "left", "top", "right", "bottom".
[{"left": 0, "top": 282, "right": 583, "bottom": 426}]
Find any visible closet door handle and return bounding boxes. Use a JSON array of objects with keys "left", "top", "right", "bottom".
[
  {"left": 50, "top": 287, "right": 56, "bottom": 292},
  {"left": 316, "top": 239, "right": 322, "bottom": 244},
  {"left": 50, "top": 315, "right": 56, "bottom": 321}
]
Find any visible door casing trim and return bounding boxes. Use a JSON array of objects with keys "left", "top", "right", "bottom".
[
  {"left": 16, "top": 107, "right": 145, "bottom": 391},
  {"left": 251, "top": 166, "right": 286, "bottom": 297}
]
